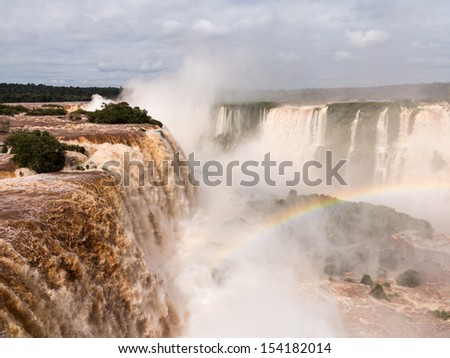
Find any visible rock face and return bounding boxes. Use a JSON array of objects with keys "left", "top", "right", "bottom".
[
  {"left": 64, "top": 150, "right": 88, "bottom": 168},
  {"left": 0, "top": 112, "right": 195, "bottom": 337}
]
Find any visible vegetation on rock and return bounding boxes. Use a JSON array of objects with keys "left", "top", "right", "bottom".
[
  {"left": 0, "top": 104, "right": 28, "bottom": 115},
  {"left": 360, "top": 274, "right": 374, "bottom": 286},
  {"left": 3, "top": 130, "right": 85, "bottom": 173},
  {"left": 432, "top": 310, "right": 449, "bottom": 321},
  {"left": 369, "top": 283, "right": 390, "bottom": 301},
  {"left": 87, "top": 102, "right": 162, "bottom": 126},
  {"left": 396, "top": 269, "right": 421, "bottom": 288}
]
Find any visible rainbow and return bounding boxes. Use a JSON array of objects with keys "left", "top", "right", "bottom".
[{"left": 212, "top": 181, "right": 450, "bottom": 264}]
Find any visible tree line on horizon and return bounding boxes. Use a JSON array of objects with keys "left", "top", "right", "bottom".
[{"left": 0, "top": 83, "right": 121, "bottom": 103}]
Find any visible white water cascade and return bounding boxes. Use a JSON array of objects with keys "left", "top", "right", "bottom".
[
  {"left": 259, "top": 105, "right": 328, "bottom": 164},
  {"left": 374, "top": 108, "right": 389, "bottom": 184},
  {"left": 347, "top": 109, "right": 360, "bottom": 159}
]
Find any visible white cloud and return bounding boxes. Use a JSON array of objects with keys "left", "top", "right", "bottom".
[
  {"left": 192, "top": 19, "right": 228, "bottom": 36},
  {"left": 334, "top": 50, "right": 353, "bottom": 61},
  {"left": 139, "top": 61, "right": 163, "bottom": 73},
  {"left": 346, "top": 30, "right": 390, "bottom": 47},
  {"left": 2, "top": 0, "right": 450, "bottom": 87},
  {"left": 161, "top": 20, "right": 182, "bottom": 37}
]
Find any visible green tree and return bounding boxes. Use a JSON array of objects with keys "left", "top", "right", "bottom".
[
  {"left": 87, "top": 102, "right": 162, "bottom": 126},
  {"left": 0, "top": 83, "right": 121, "bottom": 103},
  {"left": 4, "top": 130, "right": 84, "bottom": 173}
]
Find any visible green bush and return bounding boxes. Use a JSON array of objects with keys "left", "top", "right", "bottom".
[
  {"left": 396, "top": 269, "right": 421, "bottom": 288},
  {"left": 360, "top": 274, "right": 374, "bottom": 286},
  {"left": 432, "top": 310, "right": 449, "bottom": 321},
  {"left": 369, "top": 284, "right": 389, "bottom": 301},
  {"left": 4, "top": 130, "right": 84, "bottom": 173},
  {"left": 62, "top": 143, "right": 86, "bottom": 154},
  {"left": 87, "top": 102, "right": 162, "bottom": 126}
]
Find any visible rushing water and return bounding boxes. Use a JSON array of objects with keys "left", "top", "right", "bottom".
[{"left": 1, "top": 99, "right": 449, "bottom": 337}]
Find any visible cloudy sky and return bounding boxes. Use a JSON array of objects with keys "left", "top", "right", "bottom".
[{"left": 1, "top": 0, "right": 450, "bottom": 89}]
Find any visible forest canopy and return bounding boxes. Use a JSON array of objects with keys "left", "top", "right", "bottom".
[{"left": 0, "top": 83, "right": 121, "bottom": 103}]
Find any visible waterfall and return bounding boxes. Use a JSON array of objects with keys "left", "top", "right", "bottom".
[
  {"left": 213, "top": 104, "right": 270, "bottom": 149},
  {"left": 216, "top": 101, "right": 450, "bottom": 188},
  {"left": 388, "top": 106, "right": 412, "bottom": 183},
  {"left": 311, "top": 106, "right": 327, "bottom": 148},
  {"left": 259, "top": 105, "right": 328, "bottom": 163},
  {"left": 215, "top": 106, "right": 242, "bottom": 137},
  {"left": 374, "top": 108, "right": 389, "bottom": 184},
  {"left": 3, "top": 98, "right": 450, "bottom": 338},
  {"left": 0, "top": 126, "right": 194, "bottom": 337},
  {"left": 347, "top": 110, "right": 360, "bottom": 159}
]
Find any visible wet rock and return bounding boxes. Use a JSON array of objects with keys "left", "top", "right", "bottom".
[
  {"left": 14, "top": 167, "right": 36, "bottom": 177},
  {"left": 65, "top": 151, "right": 88, "bottom": 168}
]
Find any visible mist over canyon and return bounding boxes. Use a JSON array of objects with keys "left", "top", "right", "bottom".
[{"left": 1, "top": 73, "right": 449, "bottom": 337}]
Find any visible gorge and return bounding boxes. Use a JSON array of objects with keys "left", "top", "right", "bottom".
[{"left": 0, "top": 97, "right": 449, "bottom": 337}]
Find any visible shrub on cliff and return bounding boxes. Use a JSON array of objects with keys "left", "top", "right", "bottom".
[
  {"left": 369, "top": 284, "right": 390, "bottom": 301},
  {"left": 0, "top": 104, "right": 28, "bottom": 115},
  {"left": 432, "top": 310, "right": 449, "bottom": 321},
  {"left": 396, "top": 269, "right": 421, "bottom": 288},
  {"left": 87, "top": 102, "right": 162, "bottom": 126},
  {"left": 4, "top": 130, "right": 85, "bottom": 173},
  {"left": 360, "top": 274, "right": 374, "bottom": 286}
]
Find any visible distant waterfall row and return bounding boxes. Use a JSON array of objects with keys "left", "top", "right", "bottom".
[{"left": 214, "top": 102, "right": 450, "bottom": 187}]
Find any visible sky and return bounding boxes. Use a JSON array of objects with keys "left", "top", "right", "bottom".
[{"left": 1, "top": 0, "right": 450, "bottom": 89}]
